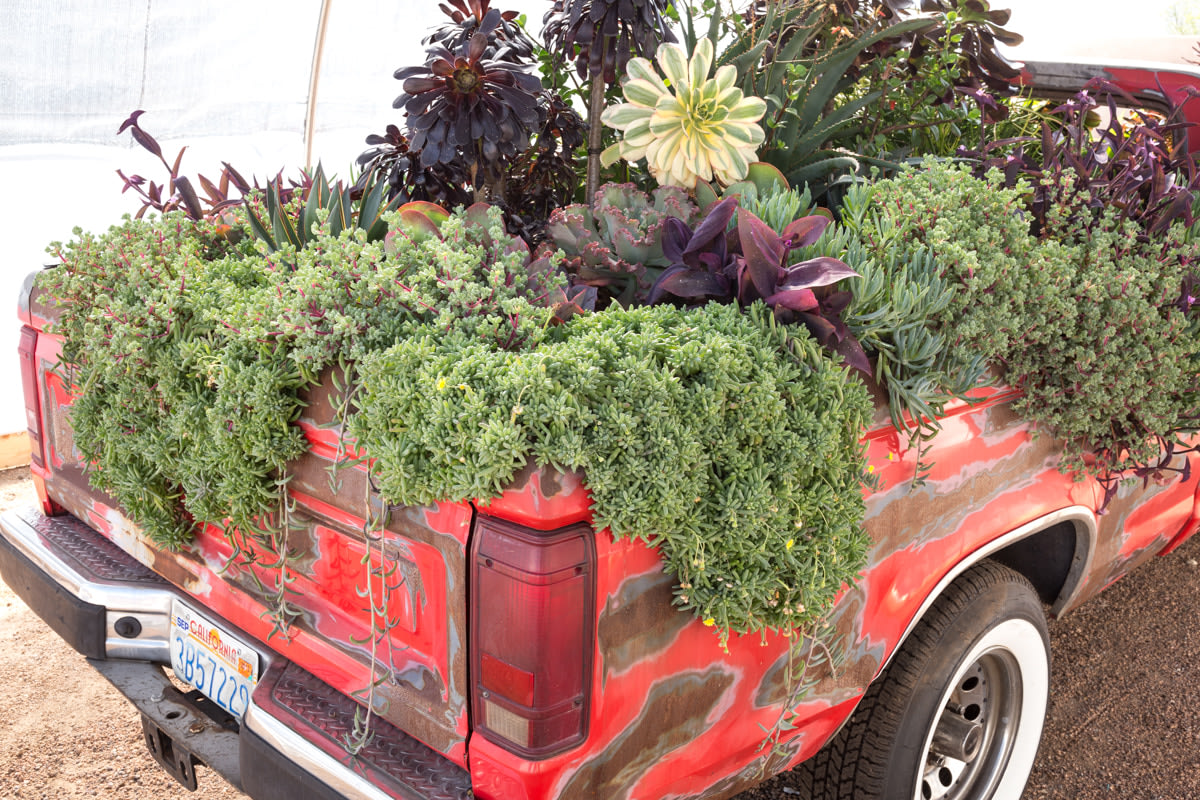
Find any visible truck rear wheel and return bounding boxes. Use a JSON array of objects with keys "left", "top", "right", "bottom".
[{"left": 800, "top": 560, "right": 1050, "bottom": 800}]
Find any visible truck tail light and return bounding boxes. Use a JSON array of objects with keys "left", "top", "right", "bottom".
[
  {"left": 19, "top": 325, "right": 46, "bottom": 470},
  {"left": 469, "top": 516, "right": 595, "bottom": 759}
]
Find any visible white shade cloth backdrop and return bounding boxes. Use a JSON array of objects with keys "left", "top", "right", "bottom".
[
  {"left": 0, "top": 0, "right": 1179, "bottom": 435},
  {"left": 0, "top": 0, "right": 547, "bottom": 434}
]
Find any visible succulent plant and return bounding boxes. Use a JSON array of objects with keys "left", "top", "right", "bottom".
[
  {"left": 542, "top": 0, "right": 675, "bottom": 82},
  {"left": 500, "top": 94, "right": 587, "bottom": 246},
  {"left": 117, "top": 110, "right": 251, "bottom": 222},
  {"left": 600, "top": 39, "right": 767, "bottom": 190},
  {"left": 394, "top": 24, "right": 542, "bottom": 191},
  {"left": 425, "top": 0, "right": 536, "bottom": 63},
  {"left": 910, "top": 0, "right": 1023, "bottom": 93},
  {"left": 243, "top": 164, "right": 407, "bottom": 255},
  {"left": 354, "top": 124, "right": 473, "bottom": 209},
  {"left": 384, "top": 201, "right": 594, "bottom": 328},
  {"left": 544, "top": 182, "right": 699, "bottom": 306},
  {"left": 647, "top": 198, "right": 868, "bottom": 371},
  {"left": 692, "top": 160, "right": 821, "bottom": 235}
]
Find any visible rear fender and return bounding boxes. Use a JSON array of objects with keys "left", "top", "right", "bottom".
[{"left": 879, "top": 506, "right": 1097, "bottom": 674}]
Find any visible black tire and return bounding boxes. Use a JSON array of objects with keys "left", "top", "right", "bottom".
[{"left": 799, "top": 560, "right": 1050, "bottom": 800}]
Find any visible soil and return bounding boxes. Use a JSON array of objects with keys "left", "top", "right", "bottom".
[{"left": 0, "top": 465, "right": 1197, "bottom": 799}]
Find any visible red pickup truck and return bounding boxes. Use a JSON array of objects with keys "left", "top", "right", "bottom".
[{"left": 4, "top": 59, "right": 1200, "bottom": 800}]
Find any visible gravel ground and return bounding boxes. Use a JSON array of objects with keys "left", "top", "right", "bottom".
[{"left": 1, "top": 465, "right": 1198, "bottom": 798}]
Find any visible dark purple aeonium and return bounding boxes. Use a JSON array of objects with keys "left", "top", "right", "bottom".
[
  {"left": 394, "top": 22, "right": 542, "bottom": 188},
  {"left": 542, "top": 0, "right": 675, "bottom": 82},
  {"left": 354, "top": 123, "right": 474, "bottom": 209},
  {"left": 425, "top": 0, "right": 537, "bottom": 63}
]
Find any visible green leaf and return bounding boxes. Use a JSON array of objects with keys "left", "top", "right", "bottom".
[
  {"left": 359, "top": 176, "right": 388, "bottom": 241},
  {"left": 797, "top": 18, "right": 931, "bottom": 135},
  {"left": 268, "top": 184, "right": 300, "bottom": 249},
  {"left": 244, "top": 203, "right": 279, "bottom": 252}
]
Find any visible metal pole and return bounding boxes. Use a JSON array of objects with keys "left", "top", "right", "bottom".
[{"left": 304, "top": 0, "right": 333, "bottom": 170}]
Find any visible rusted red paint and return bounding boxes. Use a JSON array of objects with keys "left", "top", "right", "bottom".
[
  {"left": 26, "top": 296, "right": 1200, "bottom": 798},
  {"left": 476, "top": 462, "right": 592, "bottom": 531},
  {"left": 459, "top": 387, "right": 1200, "bottom": 798},
  {"left": 1104, "top": 66, "right": 1200, "bottom": 131},
  {"left": 1018, "top": 63, "right": 1200, "bottom": 146},
  {"left": 1160, "top": 478, "right": 1200, "bottom": 555}
]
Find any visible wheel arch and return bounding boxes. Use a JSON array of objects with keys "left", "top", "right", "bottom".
[{"left": 880, "top": 505, "right": 1096, "bottom": 674}]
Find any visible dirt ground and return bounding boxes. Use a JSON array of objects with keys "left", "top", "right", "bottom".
[
  {"left": 0, "top": 468, "right": 246, "bottom": 799},
  {"left": 1, "top": 465, "right": 1198, "bottom": 799}
]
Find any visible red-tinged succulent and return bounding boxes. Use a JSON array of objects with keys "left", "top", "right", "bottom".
[
  {"left": 963, "top": 82, "right": 1200, "bottom": 239},
  {"left": 394, "top": 24, "right": 542, "bottom": 190},
  {"left": 649, "top": 197, "right": 868, "bottom": 371},
  {"left": 545, "top": 183, "right": 699, "bottom": 307},
  {"left": 117, "top": 110, "right": 250, "bottom": 221},
  {"left": 542, "top": 0, "right": 675, "bottom": 82}
]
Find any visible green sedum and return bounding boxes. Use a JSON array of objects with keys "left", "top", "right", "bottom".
[
  {"left": 45, "top": 205, "right": 872, "bottom": 640},
  {"left": 46, "top": 205, "right": 565, "bottom": 544},
  {"left": 351, "top": 302, "right": 872, "bottom": 638},
  {"left": 852, "top": 161, "right": 1200, "bottom": 475}
]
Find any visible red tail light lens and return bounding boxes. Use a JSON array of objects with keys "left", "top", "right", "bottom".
[
  {"left": 470, "top": 516, "right": 595, "bottom": 759},
  {"left": 18, "top": 326, "right": 45, "bottom": 469}
]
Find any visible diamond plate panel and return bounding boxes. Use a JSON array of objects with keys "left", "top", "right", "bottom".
[
  {"left": 269, "top": 662, "right": 472, "bottom": 800},
  {"left": 21, "top": 507, "right": 163, "bottom": 584}
]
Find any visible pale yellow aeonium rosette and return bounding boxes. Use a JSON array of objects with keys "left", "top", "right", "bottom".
[{"left": 599, "top": 39, "right": 767, "bottom": 190}]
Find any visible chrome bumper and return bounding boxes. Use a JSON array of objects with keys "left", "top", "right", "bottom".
[{"left": 0, "top": 507, "right": 470, "bottom": 800}]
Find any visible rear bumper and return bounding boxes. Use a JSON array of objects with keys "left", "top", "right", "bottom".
[{"left": 0, "top": 507, "right": 472, "bottom": 800}]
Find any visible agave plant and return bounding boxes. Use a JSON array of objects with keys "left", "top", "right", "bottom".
[
  {"left": 244, "top": 164, "right": 407, "bottom": 254},
  {"left": 702, "top": 3, "right": 930, "bottom": 193},
  {"left": 600, "top": 39, "right": 767, "bottom": 190},
  {"left": 544, "top": 183, "right": 699, "bottom": 306},
  {"left": 648, "top": 197, "right": 868, "bottom": 371},
  {"left": 394, "top": 20, "right": 542, "bottom": 195}
]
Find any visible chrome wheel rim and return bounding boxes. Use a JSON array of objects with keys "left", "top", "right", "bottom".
[
  {"left": 921, "top": 650, "right": 1019, "bottom": 800},
  {"left": 914, "top": 619, "right": 1049, "bottom": 800}
]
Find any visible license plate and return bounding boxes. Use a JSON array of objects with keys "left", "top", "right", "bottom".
[{"left": 169, "top": 599, "right": 259, "bottom": 719}]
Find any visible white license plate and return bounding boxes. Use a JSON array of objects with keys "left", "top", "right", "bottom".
[{"left": 169, "top": 599, "right": 260, "bottom": 719}]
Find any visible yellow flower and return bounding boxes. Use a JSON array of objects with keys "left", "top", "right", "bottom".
[
  {"left": 785, "top": 538, "right": 795, "bottom": 551},
  {"left": 703, "top": 617, "right": 716, "bottom": 627},
  {"left": 436, "top": 377, "right": 447, "bottom": 391},
  {"left": 600, "top": 39, "right": 766, "bottom": 189}
]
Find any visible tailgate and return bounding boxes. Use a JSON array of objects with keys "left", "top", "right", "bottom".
[{"left": 25, "top": 281, "right": 472, "bottom": 763}]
